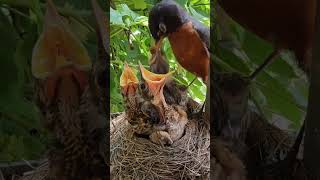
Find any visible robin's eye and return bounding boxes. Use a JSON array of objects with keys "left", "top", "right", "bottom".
[
  {"left": 140, "top": 83, "right": 148, "bottom": 92},
  {"left": 159, "top": 22, "right": 167, "bottom": 33}
]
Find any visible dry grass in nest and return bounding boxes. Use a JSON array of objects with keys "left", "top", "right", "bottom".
[
  {"left": 110, "top": 113, "right": 210, "bottom": 179},
  {"left": 16, "top": 161, "right": 48, "bottom": 180}
]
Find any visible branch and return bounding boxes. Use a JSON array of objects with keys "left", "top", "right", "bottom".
[
  {"left": 0, "top": 160, "right": 45, "bottom": 179},
  {"left": 0, "top": 0, "right": 91, "bottom": 17},
  {"left": 0, "top": 0, "right": 95, "bottom": 32}
]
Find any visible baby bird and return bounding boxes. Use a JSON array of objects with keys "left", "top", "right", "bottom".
[
  {"left": 32, "top": 1, "right": 106, "bottom": 179},
  {"left": 120, "top": 64, "right": 167, "bottom": 142},
  {"left": 149, "top": 41, "right": 169, "bottom": 74},
  {"left": 140, "top": 64, "right": 189, "bottom": 145},
  {"left": 120, "top": 63, "right": 153, "bottom": 131},
  {"left": 120, "top": 63, "right": 189, "bottom": 145}
]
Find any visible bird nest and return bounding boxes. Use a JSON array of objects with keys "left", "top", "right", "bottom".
[
  {"left": 110, "top": 113, "right": 210, "bottom": 179},
  {"left": 14, "top": 161, "right": 48, "bottom": 180}
]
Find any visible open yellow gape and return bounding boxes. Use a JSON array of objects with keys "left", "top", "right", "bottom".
[
  {"left": 120, "top": 63, "right": 139, "bottom": 96},
  {"left": 32, "top": 0, "right": 92, "bottom": 79},
  {"left": 139, "top": 63, "right": 174, "bottom": 107}
]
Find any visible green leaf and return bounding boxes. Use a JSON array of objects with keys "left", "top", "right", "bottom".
[
  {"left": 134, "top": 0, "right": 147, "bottom": 9},
  {"left": 110, "top": 8, "right": 125, "bottom": 25},
  {"left": 0, "top": 10, "right": 20, "bottom": 106}
]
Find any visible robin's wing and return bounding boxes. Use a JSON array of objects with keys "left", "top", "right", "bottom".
[{"left": 190, "top": 17, "right": 210, "bottom": 50}]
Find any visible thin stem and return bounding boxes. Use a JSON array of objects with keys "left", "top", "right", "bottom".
[
  {"left": 249, "top": 49, "right": 280, "bottom": 80},
  {"left": 0, "top": 0, "right": 94, "bottom": 31},
  {"left": 2, "top": 5, "right": 31, "bottom": 20},
  {"left": 0, "top": 0, "right": 91, "bottom": 17}
]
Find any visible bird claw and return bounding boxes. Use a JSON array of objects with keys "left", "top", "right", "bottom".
[{"left": 149, "top": 131, "right": 173, "bottom": 146}]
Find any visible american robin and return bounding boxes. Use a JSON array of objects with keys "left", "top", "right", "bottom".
[
  {"left": 218, "top": 0, "right": 316, "bottom": 175},
  {"left": 149, "top": 42, "right": 190, "bottom": 111},
  {"left": 120, "top": 63, "right": 139, "bottom": 98},
  {"left": 140, "top": 64, "right": 189, "bottom": 145},
  {"left": 32, "top": 0, "right": 92, "bottom": 104},
  {"left": 139, "top": 62, "right": 174, "bottom": 111},
  {"left": 32, "top": 0, "right": 106, "bottom": 178},
  {"left": 149, "top": 0, "right": 210, "bottom": 120},
  {"left": 149, "top": 0, "right": 210, "bottom": 83},
  {"left": 218, "top": 0, "right": 316, "bottom": 78},
  {"left": 120, "top": 63, "right": 163, "bottom": 131},
  {"left": 121, "top": 64, "right": 188, "bottom": 145},
  {"left": 149, "top": 42, "right": 169, "bottom": 74}
]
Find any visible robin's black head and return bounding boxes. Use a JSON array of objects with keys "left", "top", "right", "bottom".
[{"left": 149, "top": 0, "right": 189, "bottom": 41}]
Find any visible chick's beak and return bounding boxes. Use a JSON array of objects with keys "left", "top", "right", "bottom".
[
  {"left": 120, "top": 63, "right": 139, "bottom": 96},
  {"left": 32, "top": 0, "right": 91, "bottom": 79},
  {"left": 155, "top": 36, "right": 164, "bottom": 50},
  {"left": 139, "top": 63, "right": 173, "bottom": 107},
  {"left": 150, "top": 36, "right": 164, "bottom": 65}
]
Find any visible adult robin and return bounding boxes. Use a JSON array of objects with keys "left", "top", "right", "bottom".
[
  {"left": 149, "top": 0, "right": 210, "bottom": 119},
  {"left": 218, "top": 0, "right": 316, "bottom": 78},
  {"left": 218, "top": 0, "right": 316, "bottom": 176},
  {"left": 148, "top": 0, "right": 210, "bottom": 83}
]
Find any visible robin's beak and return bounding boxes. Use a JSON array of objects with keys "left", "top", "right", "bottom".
[
  {"left": 120, "top": 63, "right": 139, "bottom": 97},
  {"left": 139, "top": 63, "right": 173, "bottom": 107},
  {"left": 155, "top": 36, "right": 164, "bottom": 49},
  {"left": 32, "top": 0, "right": 91, "bottom": 80}
]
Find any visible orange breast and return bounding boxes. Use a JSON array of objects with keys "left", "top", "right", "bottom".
[{"left": 168, "top": 21, "right": 209, "bottom": 82}]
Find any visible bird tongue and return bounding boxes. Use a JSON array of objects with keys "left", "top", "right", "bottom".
[
  {"left": 139, "top": 63, "right": 173, "bottom": 108},
  {"left": 44, "top": 66, "right": 89, "bottom": 106},
  {"left": 31, "top": 0, "right": 92, "bottom": 79}
]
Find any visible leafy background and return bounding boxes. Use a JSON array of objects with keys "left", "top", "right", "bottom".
[
  {"left": 110, "top": 0, "right": 210, "bottom": 112},
  {"left": 0, "top": 0, "right": 106, "bottom": 162},
  {"left": 215, "top": 7, "right": 308, "bottom": 131},
  {"left": 0, "top": 0, "right": 305, "bottom": 166}
]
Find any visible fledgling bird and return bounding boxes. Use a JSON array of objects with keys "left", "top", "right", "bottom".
[
  {"left": 140, "top": 64, "right": 189, "bottom": 145},
  {"left": 149, "top": 0, "right": 210, "bottom": 83},
  {"left": 212, "top": 73, "right": 251, "bottom": 165},
  {"left": 32, "top": 0, "right": 106, "bottom": 179},
  {"left": 212, "top": 138, "right": 247, "bottom": 180},
  {"left": 120, "top": 63, "right": 174, "bottom": 144},
  {"left": 149, "top": 42, "right": 169, "bottom": 74},
  {"left": 120, "top": 63, "right": 148, "bottom": 126},
  {"left": 120, "top": 63, "right": 158, "bottom": 129},
  {"left": 214, "top": 73, "right": 250, "bottom": 140}
]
